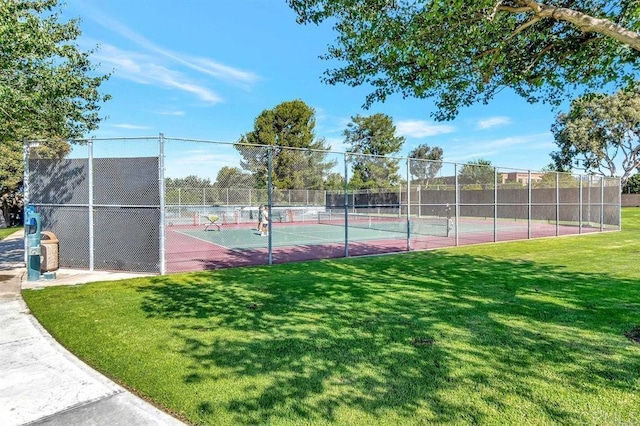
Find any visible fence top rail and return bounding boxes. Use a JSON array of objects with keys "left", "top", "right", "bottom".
[
  {"left": 23, "top": 136, "right": 622, "bottom": 181},
  {"left": 26, "top": 136, "right": 161, "bottom": 143}
]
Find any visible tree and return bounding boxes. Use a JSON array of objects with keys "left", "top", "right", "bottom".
[
  {"left": 166, "top": 176, "right": 212, "bottom": 188},
  {"left": 458, "top": 159, "right": 495, "bottom": 188},
  {"left": 551, "top": 88, "right": 640, "bottom": 186},
  {"left": 324, "top": 172, "right": 345, "bottom": 190},
  {"left": 622, "top": 173, "right": 640, "bottom": 193},
  {"left": 408, "top": 143, "right": 443, "bottom": 187},
  {"left": 344, "top": 113, "right": 405, "bottom": 190},
  {"left": 535, "top": 170, "right": 580, "bottom": 188},
  {"left": 0, "top": 0, "right": 110, "bottom": 196},
  {"left": 235, "top": 100, "right": 335, "bottom": 190},
  {"left": 214, "top": 167, "right": 255, "bottom": 189},
  {"left": 288, "top": 0, "right": 640, "bottom": 121},
  {"left": 164, "top": 175, "right": 214, "bottom": 205}
]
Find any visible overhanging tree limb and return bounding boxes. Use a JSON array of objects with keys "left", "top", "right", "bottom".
[
  {"left": 551, "top": 87, "right": 640, "bottom": 185},
  {"left": 515, "top": 1, "right": 640, "bottom": 51},
  {"left": 289, "top": 0, "right": 640, "bottom": 120}
]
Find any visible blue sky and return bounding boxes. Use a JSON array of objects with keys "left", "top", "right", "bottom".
[{"left": 64, "top": 0, "right": 566, "bottom": 181}]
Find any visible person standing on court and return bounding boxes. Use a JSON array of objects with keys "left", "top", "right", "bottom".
[
  {"left": 257, "top": 205, "right": 264, "bottom": 232},
  {"left": 260, "top": 206, "right": 269, "bottom": 236}
]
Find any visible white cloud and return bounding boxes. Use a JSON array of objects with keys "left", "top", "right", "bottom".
[
  {"left": 325, "top": 137, "right": 347, "bottom": 152},
  {"left": 186, "top": 57, "right": 259, "bottom": 88},
  {"left": 396, "top": 120, "right": 455, "bottom": 138},
  {"left": 447, "top": 151, "right": 499, "bottom": 163},
  {"left": 445, "top": 132, "right": 553, "bottom": 166},
  {"left": 482, "top": 133, "right": 551, "bottom": 149},
  {"left": 157, "top": 110, "right": 186, "bottom": 116},
  {"left": 476, "top": 116, "right": 511, "bottom": 130},
  {"left": 89, "top": 11, "right": 259, "bottom": 89},
  {"left": 167, "top": 151, "right": 242, "bottom": 180},
  {"left": 111, "top": 123, "right": 150, "bottom": 130},
  {"left": 95, "top": 44, "right": 223, "bottom": 103},
  {"left": 82, "top": 6, "right": 260, "bottom": 103}
]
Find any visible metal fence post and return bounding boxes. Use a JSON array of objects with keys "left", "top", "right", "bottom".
[
  {"left": 494, "top": 167, "right": 498, "bottom": 242},
  {"left": 600, "top": 177, "right": 605, "bottom": 231},
  {"left": 556, "top": 172, "right": 560, "bottom": 236},
  {"left": 406, "top": 157, "right": 411, "bottom": 251},
  {"left": 22, "top": 139, "right": 30, "bottom": 264},
  {"left": 528, "top": 170, "right": 532, "bottom": 239},
  {"left": 267, "top": 146, "right": 273, "bottom": 265},
  {"left": 579, "top": 174, "right": 583, "bottom": 234},
  {"left": 88, "top": 140, "right": 95, "bottom": 271},
  {"left": 344, "top": 153, "right": 349, "bottom": 258},
  {"left": 618, "top": 177, "right": 622, "bottom": 231},
  {"left": 587, "top": 176, "right": 591, "bottom": 225},
  {"left": 418, "top": 183, "right": 422, "bottom": 218},
  {"left": 455, "top": 163, "right": 459, "bottom": 247},
  {"left": 159, "top": 134, "right": 166, "bottom": 275}
]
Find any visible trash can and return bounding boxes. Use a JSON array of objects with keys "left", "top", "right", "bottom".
[{"left": 40, "top": 231, "right": 59, "bottom": 272}]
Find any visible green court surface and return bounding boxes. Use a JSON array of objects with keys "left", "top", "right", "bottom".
[
  {"left": 178, "top": 223, "right": 400, "bottom": 250},
  {"left": 177, "top": 220, "right": 449, "bottom": 251}
]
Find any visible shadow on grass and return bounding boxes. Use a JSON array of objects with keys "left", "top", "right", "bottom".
[{"left": 139, "top": 251, "right": 640, "bottom": 424}]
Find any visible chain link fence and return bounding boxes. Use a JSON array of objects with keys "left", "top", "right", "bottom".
[
  {"left": 25, "top": 138, "right": 162, "bottom": 272},
  {"left": 25, "top": 136, "right": 621, "bottom": 274}
]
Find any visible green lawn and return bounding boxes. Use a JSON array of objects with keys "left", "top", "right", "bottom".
[
  {"left": 23, "top": 209, "right": 640, "bottom": 425},
  {"left": 0, "top": 226, "right": 21, "bottom": 240}
]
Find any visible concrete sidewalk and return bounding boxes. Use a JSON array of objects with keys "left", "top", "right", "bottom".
[{"left": 0, "top": 230, "right": 185, "bottom": 425}]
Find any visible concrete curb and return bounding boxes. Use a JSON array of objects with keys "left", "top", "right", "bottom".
[{"left": 0, "top": 231, "right": 185, "bottom": 425}]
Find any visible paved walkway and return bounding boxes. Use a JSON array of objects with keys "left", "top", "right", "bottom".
[{"left": 0, "top": 230, "right": 185, "bottom": 425}]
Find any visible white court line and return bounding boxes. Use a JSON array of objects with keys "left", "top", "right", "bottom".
[{"left": 171, "top": 228, "right": 236, "bottom": 251}]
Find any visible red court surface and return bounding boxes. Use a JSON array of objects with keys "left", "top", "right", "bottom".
[{"left": 164, "top": 219, "right": 615, "bottom": 273}]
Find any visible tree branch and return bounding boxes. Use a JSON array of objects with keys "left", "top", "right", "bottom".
[
  {"left": 496, "top": 5, "right": 532, "bottom": 13},
  {"left": 509, "top": 17, "right": 541, "bottom": 38},
  {"left": 525, "top": 42, "right": 555, "bottom": 73},
  {"left": 621, "top": 143, "right": 640, "bottom": 177},
  {"left": 488, "top": 1, "right": 505, "bottom": 20},
  {"left": 515, "top": 0, "right": 640, "bottom": 51}
]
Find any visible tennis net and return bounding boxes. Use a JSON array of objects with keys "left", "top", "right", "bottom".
[{"left": 317, "top": 211, "right": 450, "bottom": 237}]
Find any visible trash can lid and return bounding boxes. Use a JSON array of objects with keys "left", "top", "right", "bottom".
[{"left": 41, "top": 231, "right": 58, "bottom": 242}]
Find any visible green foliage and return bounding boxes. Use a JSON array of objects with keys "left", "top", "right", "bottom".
[
  {"left": 0, "top": 226, "right": 22, "bottom": 239},
  {"left": 288, "top": 0, "right": 640, "bottom": 120},
  {"left": 324, "top": 171, "right": 345, "bottom": 190},
  {"left": 458, "top": 159, "right": 495, "bottom": 188},
  {"left": 345, "top": 113, "right": 405, "bottom": 189},
  {"left": 165, "top": 176, "right": 214, "bottom": 205},
  {"left": 166, "top": 175, "right": 212, "bottom": 188},
  {"left": 235, "top": 100, "right": 336, "bottom": 189},
  {"left": 0, "top": 0, "right": 110, "bottom": 193},
  {"left": 23, "top": 209, "right": 640, "bottom": 425},
  {"left": 535, "top": 171, "right": 581, "bottom": 188},
  {"left": 551, "top": 87, "right": 640, "bottom": 186},
  {"left": 622, "top": 173, "right": 640, "bottom": 193},
  {"left": 499, "top": 181, "right": 526, "bottom": 189},
  {"left": 408, "top": 143, "right": 443, "bottom": 187},
  {"left": 214, "top": 167, "right": 255, "bottom": 189}
]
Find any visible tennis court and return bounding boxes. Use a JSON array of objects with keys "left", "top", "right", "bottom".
[
  {"left": 175, "top": 213, "right": 450, "bottom": 251},
  {"left": 164, "top": 213, "right": 452, "bottom": 272},
  {"left": 24, "top": 136, "right": 622, "bottom": 274},
  {"left": 164, "top": 212, "right": 607, "bottom": 273}
]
